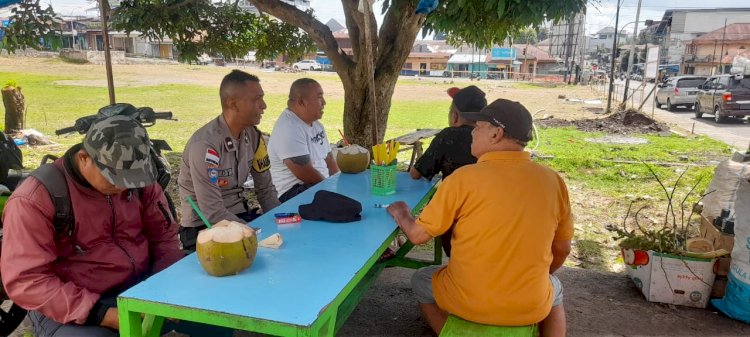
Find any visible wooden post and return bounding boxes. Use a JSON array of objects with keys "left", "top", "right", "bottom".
[
  {"left": 99, "top": 0, "right": 116, "bottom": 104},
  {"left": 361, "top": 0, "right": 378, "bottom": 146},
  {"left": 2, "top": 86, "right": 25, "bottom": 133}
]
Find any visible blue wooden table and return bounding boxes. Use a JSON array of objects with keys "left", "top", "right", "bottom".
[{"left": 117, "top": 171, "right": 438, "bottom": 337}]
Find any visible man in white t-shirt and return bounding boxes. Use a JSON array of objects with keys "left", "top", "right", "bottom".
[{"left": 268, "top": 78, "right": 340, "bottom": 202}]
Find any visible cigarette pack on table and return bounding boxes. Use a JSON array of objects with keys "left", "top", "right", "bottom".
[{"left": 275, "top": 215, "right": 302, "bottom": 224}]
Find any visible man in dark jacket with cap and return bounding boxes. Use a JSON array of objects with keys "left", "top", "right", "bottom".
[
  {"left": 409, "top": 85, "right": 487, "bottom": 257},
  {"left": 1, "top": 115, "right": 230, "bottom": 337}
]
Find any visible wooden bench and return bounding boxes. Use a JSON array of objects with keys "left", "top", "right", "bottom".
[
  {"left": 439, "top": 315, "right": 539, "bottom": 337},
  {"left": 390, "top": 129, "right": 441, "bottom": 171}
]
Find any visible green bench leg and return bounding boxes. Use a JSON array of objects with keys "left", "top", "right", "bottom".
[{"left": 439, "top": 315, "right": 539, "bottom": 337}]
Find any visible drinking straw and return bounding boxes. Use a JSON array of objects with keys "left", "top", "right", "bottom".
[
  {"left": 186, "top": 196, "right": 212, "bottom": 228},
  {"left": 338, "top": 129, "right": 351, "bottom": 146}
]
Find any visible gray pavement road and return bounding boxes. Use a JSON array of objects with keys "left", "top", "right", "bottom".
[{"left": 615, "top": 79, "right": 750, "bottom": 150}]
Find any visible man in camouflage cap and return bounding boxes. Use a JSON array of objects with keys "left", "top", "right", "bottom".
[
  {"left": 82, "top": 115, "right": 158, "bottom": 190},
  {"left": 0, "top": 115, "right": 230, "bottom": 336}
]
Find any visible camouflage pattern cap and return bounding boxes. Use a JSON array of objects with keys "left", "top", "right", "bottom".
[{"left": 83, "top": 115, "right": 157, "bottom": 188}]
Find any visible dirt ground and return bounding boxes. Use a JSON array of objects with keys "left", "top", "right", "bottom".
[
  {"left": 4, "top": 56, "right": 748, "bottom": 336},
  {"left": 538, "top": 109, "right": 670, "bottom": 135},
  {"left": 331, "top": 259, "right": 750, "bottom": 337},
  {"left": 1, "top": 54, "right": 611, "bottom": 116}
]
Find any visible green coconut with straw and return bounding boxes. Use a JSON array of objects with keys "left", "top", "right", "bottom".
[
  {"left": 336, "top": 144, "right": 370, "bottom": 174},
  {"left": 187, "top": 196, "right": 258, "bottom": 277}
]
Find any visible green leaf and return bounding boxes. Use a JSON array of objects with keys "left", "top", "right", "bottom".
[
  {"left": 484, "top": 0, "right": 493, "bottom": 11},
  {"left": 496, "top": 0, "right": 505, "bottom": 19},
  {"left": 109, "top": 1, "right": 316, "bottom": 63}
]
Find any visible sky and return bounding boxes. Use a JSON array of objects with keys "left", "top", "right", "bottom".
[
  {"left": 38, "top": 0, "right": 750, "bottom": 36},
  {"left": 585, "top": 0, "right": 749, "bottom": 35}
]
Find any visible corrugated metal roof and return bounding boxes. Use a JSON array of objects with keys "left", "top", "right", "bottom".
[
  {"left": 408, "top": 52, "right": 451, "bottom": 58},
  {"left": 521, "top": 45, "right": 556, "bottom": 62},
  {"left": 692, "top": 23, "right": 750, "bottom": 43}
]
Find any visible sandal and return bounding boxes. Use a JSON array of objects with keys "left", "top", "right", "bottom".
[{"left": 378, "top": 247, "right": 397, "bottom": 263}]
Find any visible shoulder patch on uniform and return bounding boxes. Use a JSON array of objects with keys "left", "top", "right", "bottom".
[
  {"left": 252, "top": 136, "right": 271, "bottom": 173},
  {"left": 205, "top": 148, "right": 220, "bottom": 165},
  {"left": 217, "top": 178, "right": 229, "bottom": 187},
  {"left": 208, "top": 167, "right": 219, "bottom": 185}
]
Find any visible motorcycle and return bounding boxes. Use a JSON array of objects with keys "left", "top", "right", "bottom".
[
  {"left": 54, "top": 103, "right": 178, "bottom": 217},
  {"left": 0, "top": 103, "right": 176, "bottom": 336}
]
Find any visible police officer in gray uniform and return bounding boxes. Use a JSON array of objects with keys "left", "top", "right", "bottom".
[{"left": 178, "top": 70, "right": 280, "bottom": 251}]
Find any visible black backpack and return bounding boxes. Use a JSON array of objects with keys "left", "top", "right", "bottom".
[
  {"left": 29, "top": 164, "right": 75, "bottom": 236},
  {"left": 0, "top": 133, "right": 23, "bottom": 189}
]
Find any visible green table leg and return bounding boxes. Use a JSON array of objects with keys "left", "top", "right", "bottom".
[
  {"left": 307, "top": 306, "right": 337, "bottom": 337},
  {"left": 142, "top": 314, "right": 164, "bottom": 337},
  {"left": 433, "top": 236, "right": 443, "bottom": 265},
  {"left": 118, "top": 298, "right": 143, "bottom": 337}
]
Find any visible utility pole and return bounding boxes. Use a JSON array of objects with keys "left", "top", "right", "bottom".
[
  {"left": 606, "top": 0, "right": 621, "bottom": 114},
  {"left": 718, "top": 18, "right": 728, "bottom": 74},
  {"left": 563, "top": 17, "right": 574, "bottom": 83},
  {"left": 622, "top": 0, "right": 642, "bottom": 102}
]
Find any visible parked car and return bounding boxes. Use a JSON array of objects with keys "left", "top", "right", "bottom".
[
  {"left": 197, "top": 54, "right": 212, "bottom": 65},
  {"left": 695, "top": 74, "right": 750, "bottom": 123},
  {"left": 655, "top": 76, "right": 707, "bottom": 111},
  {"left": 292, "top": 60, "right": 322, "bottom": 71}
]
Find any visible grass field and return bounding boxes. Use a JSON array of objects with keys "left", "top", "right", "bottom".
[{"left": 1, "top": 57, "right": 734, "bottom": 271}]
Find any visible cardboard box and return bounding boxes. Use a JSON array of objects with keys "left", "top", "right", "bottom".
[
  {"left": 625, "top": 250, "right": 716, "bottom": 308},
  {"left": 700, "top": 215, "right": 734, "bottom": 252}
]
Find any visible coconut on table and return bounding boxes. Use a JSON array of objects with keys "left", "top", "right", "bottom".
[
  {"left": 196, "top": 220, "right": 258, "bottom": 277},
  {"left": 335, "top": 145, "right": 370, "bottom": 174}
]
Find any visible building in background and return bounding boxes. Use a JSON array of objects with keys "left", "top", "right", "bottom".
[
  {"left": 402, "top": 52, "right": 451, "bottom": 76},
  {"left": 545, "top": 13, "right": 586, "bottom": 82},
  {"left": 587, "top": 26, "right": 616, "bottom": 54},
  {"left": 655, "top": 8, "right": 750, "bottom": 65},
  {"left": 683, "top": 23, "right": 750, "bottom": 75}
]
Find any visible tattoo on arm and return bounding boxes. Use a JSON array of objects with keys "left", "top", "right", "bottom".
[{"left": 289, "top": 155, "right": 311, "bottom": 166}]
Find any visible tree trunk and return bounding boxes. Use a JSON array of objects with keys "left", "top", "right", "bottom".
[
  {"left": 2, "top": 87, "right": 25, "bottom": 134},
  {"left": 343, "top": 71, "right": 399, "bottom": 149},
  {"left": 251, "top": 0, "right": 423, "bottom": 150}
]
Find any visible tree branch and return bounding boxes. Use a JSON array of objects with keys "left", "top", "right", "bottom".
[
  {"left": 376, "top": 0, "right": 424, "bottom": 78},
  {"left": 341, "top": 0, "right": 363, "bottom": 65},
  {"left": 250, "top": 0, "right": 352, "bottom": 73}
]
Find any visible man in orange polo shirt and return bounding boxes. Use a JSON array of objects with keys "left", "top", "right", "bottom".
[{"left": 387, "top": 99, "right": 573, "bottom": 337}]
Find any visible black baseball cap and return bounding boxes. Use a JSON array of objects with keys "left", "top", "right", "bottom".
[
  {"left": 447, "top": 86, "right": 487, "bottom": 113},
  {"left": 298, "top": 190, "right": 362, "bottom": 223},
  {"left": 461, "top": 99, "right": 533, "bottom": 142}
]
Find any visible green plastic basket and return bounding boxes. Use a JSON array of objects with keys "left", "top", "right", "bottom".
[{"left": 370, "top": 164, "right": 397, "bottom": 195}]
